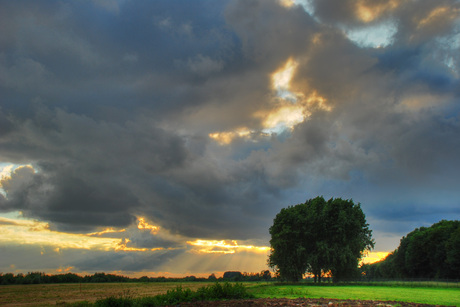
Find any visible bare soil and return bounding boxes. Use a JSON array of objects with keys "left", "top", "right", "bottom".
[{"left": 176, "top": 298, "right": 454, "bottom": 306}]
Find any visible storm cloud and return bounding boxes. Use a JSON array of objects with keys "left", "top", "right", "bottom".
[{"left": 1, "top": 0, "right": 460, "bottom": 274}]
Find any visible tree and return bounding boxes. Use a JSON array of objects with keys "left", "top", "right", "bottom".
[
  {"left": 222, "top": 271, "right": 243, "bottom": 281},
  {"left": 268, "top": 196, "right": 374, "bottom": 282},
  {"left": 268, "top": 203, "right": 311, "bottom": 282},
  {"left": 363, "top": 220, "right": 460, "bottom": 280}
]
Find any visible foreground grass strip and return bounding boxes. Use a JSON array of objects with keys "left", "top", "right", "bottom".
[
  {"left": 93, "top": 282, "right": 254, "bottom": 306},
  {"left": 249, "top": 284, "right": 460, "bottom": 306}
]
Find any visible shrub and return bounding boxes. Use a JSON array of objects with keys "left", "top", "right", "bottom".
[{"left": 93, "top": 282, "right": 253, "bottom": 306}]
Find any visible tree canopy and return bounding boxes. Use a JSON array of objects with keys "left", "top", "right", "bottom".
[
  {"left": 362, "top": 220, "right": 460, "bottom": 280},
  {"left": 268, "top": 196, "right": 374, "bottom": 282}
]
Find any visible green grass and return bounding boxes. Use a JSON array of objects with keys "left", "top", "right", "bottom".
[{"left": 248, "top": 284, "right": 460, "bottom": 306}]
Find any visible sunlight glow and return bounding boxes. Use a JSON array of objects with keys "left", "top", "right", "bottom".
[
  {"left": 0, "top": 164, "right": 36, "bottom": 196},
  {"left": 0, "top": 216, "right": 121, "bottom": 251},
  {"left": 258, "top": 104, "right": 306, "bottom": 132},
  {"left": 278, "top": 0, "right": 314, "bottom": 16},
  {"left": 115, "top": 238, "right": 166, "bottom": 252},
  {"left": 272, "top": 57, "right": 298, "bottom": 96},
  {"left": 361, "top": 251, "right": 390, "bottom": 264},
  {"left": 208, "top": 129, "right": 252, "bottom": 145},
  {"left": 187, "top": 239, "right": 270, "bottom": 254},
  {"left": 260, "top": 57, "right": 331, "bottom": 133},
  {"left": 0, "top": 215, "right": 167, "bottom": 253},
  {"left": 417, "top": 7, "right": 458, "bottom": 29},
  {"left": 87, "top": 228, "right": 126, "bottom": 236},
  {"left": 137, "top": 217, "right": 160, "bottom": 234},
  {"left": 356, "top": 0, "right": 399, "bottom": 23},
  {"left": 208, "top": 57, "right": 331, "bottom": 145},
  {"left": 278, "top": 0, "right": 294, "bottom": 8},
  {"left": 265, "top": 58, "right": 331, "bottom": 132}
]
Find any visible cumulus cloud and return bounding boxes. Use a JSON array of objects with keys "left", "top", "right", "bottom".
[{"left": 1, "top": 0, "right": 460, "bottom": 274}]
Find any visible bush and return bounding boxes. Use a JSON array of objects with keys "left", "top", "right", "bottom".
[
  {"left": 93, "top": 282, "right": 254, "bottom": 306},
  {"left": 95, "top": 296, "right": 133, "bottom": 307}
]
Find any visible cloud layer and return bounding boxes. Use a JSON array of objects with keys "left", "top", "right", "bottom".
[{"left": 1, "top": 0, "right": 460, "bottom": 274}]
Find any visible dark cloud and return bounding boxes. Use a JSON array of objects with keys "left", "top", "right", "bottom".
[{"left": 1, "top": 0, "right": 460, "bottom": 263}]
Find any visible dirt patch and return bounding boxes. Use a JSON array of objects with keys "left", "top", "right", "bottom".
[{"left": 175, "top": 298, "right": 453, "bottom": 306}]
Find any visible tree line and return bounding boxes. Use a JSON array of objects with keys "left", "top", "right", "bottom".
[
  {"left": 361, "top": 220, "right": 460, "bottom": 280},
  {"left": 0, "top": 270, "right": 272, "bottom": 285}
]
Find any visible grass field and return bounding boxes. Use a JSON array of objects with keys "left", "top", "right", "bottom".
[
  {"left": 0, "top": 282, "right": 459, "bottom": 306},
  {"left": 248, "top": 283, "right": 460, "bottom": 306}
]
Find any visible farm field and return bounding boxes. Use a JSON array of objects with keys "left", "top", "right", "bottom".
[
  {"left": 0, "top": 282, "right": 217, "bottom": 306},
  {"left": 0, "top": 282, "right": 459, "bottom": 306}
]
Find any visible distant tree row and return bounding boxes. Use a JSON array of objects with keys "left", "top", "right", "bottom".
[
  {"left": 0, "top": 270, "right": 272, "bottom": 285},
  {"left": 362, "top": 220, "right": 460, "bottom": 280}
]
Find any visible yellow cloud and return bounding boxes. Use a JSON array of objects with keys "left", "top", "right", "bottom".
[
  {"left": 137, "top": 217, "right": 160, "bottom": 234},
  {"left": 416, "top": 6, "right": 459, "bottom": 29},
  {"left": 187, "top": 239, "right": 270, "bottom": 255},
  {"left": 257, "top": 103, "right": 307, "bottom": 130},
  {"left": 278, "top": 0, "right": 294, "bottom": 8},
  {"left": 356, "top": 0, "right": 399, "bottom": 23},
  {"left": 0, "top": 216, "right": 121, "bottom": 251},
  {"left": 272, "top": 57, "right": 298, "bottom": 92},
  {"left": 0, "top": 164, "right": 35, "bottom": 192},
  {"left": 0, "top": 214, "right": 183, "bottom": 255},
  {"left": 208, "top": 129, "right": 252, "bottom": 145},
  {"left": 208, "top": 57, "right": 331, "bottom": 144},
  {"left": 115, "top": 238, "right": 166, "bottom": 252},
  {"left": 87, "top": 227, "right": 126, "bottom": 236}
]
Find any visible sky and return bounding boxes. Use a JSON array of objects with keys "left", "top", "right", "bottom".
[{"left": 1, "top": 0, "right": 459, "bottom": 278}]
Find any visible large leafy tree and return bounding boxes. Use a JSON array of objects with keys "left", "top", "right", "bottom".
[{"left": 268, "top": 196, "right": 374, "bottom": 282}]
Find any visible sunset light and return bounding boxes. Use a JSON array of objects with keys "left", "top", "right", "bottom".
[
  {"left": 0, "top": 215, "right": 121, "bottom": 251},
  {"left": 271, "top": 57, "right": 298, "bottom": 97},
  {"left": 137, "top": 217, "right": 160, "bottom": 234},
  {"left": 187, "top": 240, "right": 271, "bottom": 254}
]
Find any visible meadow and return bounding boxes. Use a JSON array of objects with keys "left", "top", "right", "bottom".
[
  {"left": 0, "top": 281, "right": 459, "bottom": 306},
  {"left": 248, "top": 283, "right": 460, "bottom": 306}
]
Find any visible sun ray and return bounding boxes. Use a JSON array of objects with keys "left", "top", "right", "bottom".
[{"left": 187, "top": 239, "right": 270, "bottom": 254}]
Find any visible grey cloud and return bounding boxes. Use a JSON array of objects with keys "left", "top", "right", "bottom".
[
  {"left": 72, "top": 248, "right": 185, "bottom": 272},
  {"left": 1, "top": 0, "right": 460, "bottom": 263},
  {"left": 0, "top": 242, "right": 186, "bottom": 273},
  {"left": 225, "top": 0, "right": 317, "bottom": 64}
]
